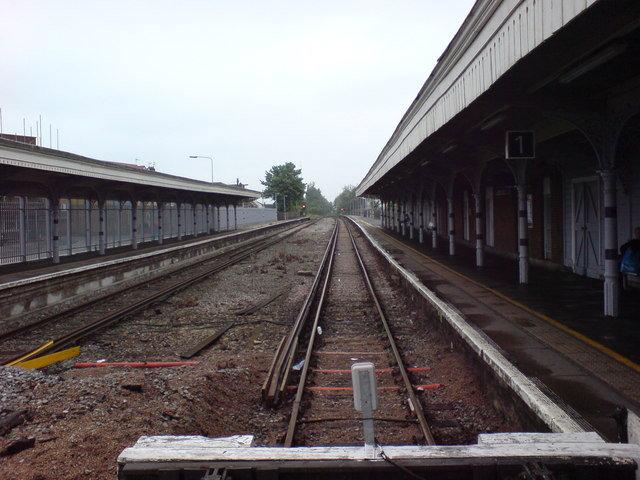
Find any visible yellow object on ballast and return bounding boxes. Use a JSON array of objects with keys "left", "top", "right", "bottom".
[
  {"left": 6, "top": 340, "right": 54, "bottom": 366},
  {"left": 14, "top": 346, "right": 81, "bottom": 369}
]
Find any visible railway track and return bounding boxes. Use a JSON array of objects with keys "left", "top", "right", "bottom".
[
  {"left": 0, "top": 219, "right": 315, "bottom": 366},
  {"left": 263, "top": 217, "right": 436, "bottom": 447}
]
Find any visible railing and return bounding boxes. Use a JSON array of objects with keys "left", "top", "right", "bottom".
[{"left": 0, "top": 197, "right": 279, "bottom": 266}]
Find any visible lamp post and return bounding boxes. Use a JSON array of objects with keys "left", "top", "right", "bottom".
[{"left": 189, "top": 155, "right": 214, "bottom": 184}]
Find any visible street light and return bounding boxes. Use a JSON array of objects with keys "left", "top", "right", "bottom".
[{"left": 189, "top": 155, "right": 214, "bottom": 184}]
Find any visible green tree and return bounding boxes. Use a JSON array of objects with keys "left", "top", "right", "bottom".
[
  {"left": 333, "top": 185, "right": 357, "bottom": 213},
  {"left": 304, "top": 183, "right": 333, "bottom": 216},
  {"left": 261, "top": 162, "right": 305, "bottom": 212}
]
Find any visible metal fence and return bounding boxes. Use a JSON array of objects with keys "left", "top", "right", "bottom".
[
  {"left": 0, "top": 196, "right": 51, "bottom": 264},
  {"left": 1, "top": 196, "right": 277, "bottom": 266}
]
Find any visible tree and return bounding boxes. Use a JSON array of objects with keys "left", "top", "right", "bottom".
[
  {"left": 333, "top": 185, "right": 357, "bottom": 213},
  {"left": 304, "top": 183, "right": 333, "bottom": 216},
  {"left": 261, "top": 162, "right": 305, "bottom": 212}
]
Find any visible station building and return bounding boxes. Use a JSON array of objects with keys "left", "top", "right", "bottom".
[
  {"left": 0, "top": 138, "right": 264, "bottom": 267},
  {"left": 356, "top": 0, "right": 640, "bottom": 318}
]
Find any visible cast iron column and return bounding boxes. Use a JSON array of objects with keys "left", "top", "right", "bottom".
[
  {"left": 51, "top": 198, "right": 60, "bottom": 264},
  {"left": 131, "top": 200, "right": 138, "bottom": 250},
  {"left": 473, "top": 193, "right": 484, "bottom": 267},
  {"left": 601, "top": 169, "right": 619, "bottom": 317},
  {"left": 98, "top": 198, "right": 106, "bottom": 255}
]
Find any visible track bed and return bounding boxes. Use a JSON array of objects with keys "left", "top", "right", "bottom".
[{"left": 282, "top": 219, "right": 521, "bottom": 446}]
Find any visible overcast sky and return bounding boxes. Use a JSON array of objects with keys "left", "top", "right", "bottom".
[{"left": 0, "top": 0, "right": 474, "bottom": 200}]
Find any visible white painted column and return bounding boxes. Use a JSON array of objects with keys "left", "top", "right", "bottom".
[
  {"left": 217, "top": 205, "right": 221, "bottom": 232},
  {"left": 516, "top": 184, "right": 529, "bottom": 284},
  {"left": 386, "top": 201, "right": 390, "bottom": 229},
  {"left": 66, "top": 201, "right": 72, "bottom": 255},
  {"left": 601, "top": 170, "right": 619, "bottom": 317},
  {"left": 177, "top": 203, "right": 183, "bottom": 240},
  {"left": 157, "top": 202, "right": 164, "bottom": 245},
  {"left": 206, "top": 204, "right": 211, "bottom": 234},
  {"left": 391, "top": 201, "right": 395, "bottom": 231},
  {"left": 51, "top": 198, "right": 60, "bottom": 264},
  {"left": 409, "top": 195, "right": 415, "bottom": 241},
  {"left": 400, "top": 199, "right": 406, "bottom": 237},
  {"left": 431, "top": 199, "right": 438, "bottom": 249},
  {"left": 473, "top": 193, "right": 484, "bottom": 267},
  {"left": 447, "top": 196, "right": 455, "bottom": 256},
  {"left": 131, "top": 200, "right": 138, "bottom": 250},
  {"left": 117, "top": 202, "right": 123, "bottom": 247},
  {"left": 84, "top": 200, "right": 91, "bottom": 249},
  {"left": 234, "top": 204, "right": 238, "bottom": 230},
  {"left": 226, "top": 205, "right": 230, "bottom": 230},
  {"left": 45, "top": 198, "right": 52, "bottom": 259},
  {"left": 98, "top": 198, "right": 106, "bottom": 255},
  {"left": 192, "top": 203, "right": 198, "bottom": 237},
  {"left": 18, "top": 196, "right": 27, "bottom": 262},
  {"left": 418, "top": 192, "right": 424, "bottom": 244},
  {"left": 140, "top": 203, "right": 145, "bottom": 243}
]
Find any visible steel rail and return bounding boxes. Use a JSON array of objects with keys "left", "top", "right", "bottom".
[
  {"left": 283, "top": 220, "right": 339, "bottom": 446},
  {"left": 2, "top": 220, "right": 316, "bottom": 366},
  {"left": 261, "top": 220, "right": 339, "bottom": 406},
  {"left": 0, "top": 221, "right": 311, "bottom": 344},
  {"left": 344, "top": 216, "right": 436, "bottom": 445}
]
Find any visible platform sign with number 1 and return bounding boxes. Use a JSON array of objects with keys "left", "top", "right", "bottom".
[{"left": 505, "top": 131, "right": 535, "bottom": 159}]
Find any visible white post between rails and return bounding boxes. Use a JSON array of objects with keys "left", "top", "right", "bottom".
[{"left": 351, "top": 362, "right": 378, "bottom": 457}]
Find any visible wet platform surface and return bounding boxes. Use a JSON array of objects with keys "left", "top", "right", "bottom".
[{"left": 354, "top": 217, "right": 640, "bottom": 442}]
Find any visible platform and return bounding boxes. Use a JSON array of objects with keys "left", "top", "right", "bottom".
[
  {"left": 0, "top": 218, "right": 305, "bottom": 323},
  {"left": 352, "top": 217, "right": 640, "bottom": 442},
  {"left": 0, "top": 219, "right": 281, "bottom": 286}
]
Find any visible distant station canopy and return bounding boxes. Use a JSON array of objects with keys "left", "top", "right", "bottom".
[{"left": 0, "top": 137, "right": 261, "bottom": 266}]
